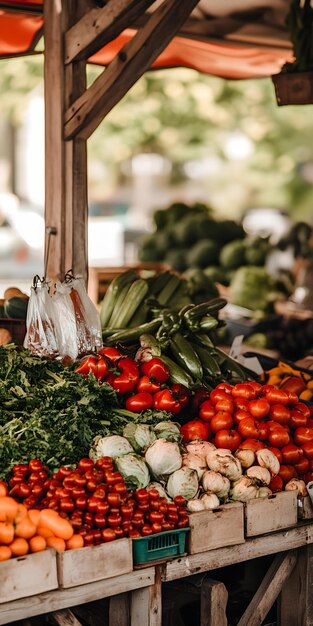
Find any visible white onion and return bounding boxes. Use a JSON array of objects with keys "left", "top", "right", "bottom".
[
  {"left": 285, "top": 479, "right": 307, "bottom": 496},
  {"left": 206, "top": 448, "right": 242, "bottom": 481},
  {"left": 257, "top": 487, "right": 272, "bottom": 498},
  {"left": 201, "top": 470, "right": 230, "bottom": 499},
  {"left": 230, "top": 477, "right": 259, "bottom": 502},
  {"left": 246, "top": 466, "right": 271, "bottom": 486},
  {"left": 200, "top": 493, "right": 220, "bottom": 510},
  {"left": 187, "top": 498, "right": 206, "bottom": 512},
  {"left": 186, "top": 440, "right": 215, "bottom": 459},
  {"left": 235, "top": 449, "right": 255, "bottom": 469},
  {"left": 182, "top": 452, "right": 207, "bottom": 479},
  {"left": 256, "top": 449, "right": 280, "bottom": 477}
]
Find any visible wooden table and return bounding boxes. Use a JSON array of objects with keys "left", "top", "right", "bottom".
[{"left": 1, "top": 524, "right": 313, "bottom": 626}]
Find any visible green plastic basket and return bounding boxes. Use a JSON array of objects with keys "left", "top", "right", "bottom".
[{"left": 132, "top": 528, "right": 189, "bottom": 565}]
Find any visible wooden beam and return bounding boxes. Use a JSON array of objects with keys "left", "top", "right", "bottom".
[
  {"left": 278, "top": 545, "right": 313, "bottom": 625},
  {"left": 64, "top": 0, "right": 200, "bottom": 140},
  {"left": 109, "top": 593, "right": 130, "bottom": 626},
  {"left": 130, "top": 566, "right": 162, "bottom": 626},
  {"left": 237, "top": 551, "right": 297, "bottom": 626},
  {"left": 50, "top": 608, "right": 83, "bottom": 626},
  {"left": 65, "top": 0, "right": 156, "bottom": 64},
  {"left": 200, "top": 579, "right": 228, "bottom": 626},
  {"left": 44, "top": 0, "right": 88, "bottom": 281}
]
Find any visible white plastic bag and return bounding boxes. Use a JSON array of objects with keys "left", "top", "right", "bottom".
[{"left": 24, "top": 278, "right": 59, "bottom": 358}]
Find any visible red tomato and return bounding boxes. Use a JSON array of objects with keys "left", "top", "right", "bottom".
[
  {"left": 257, "top": 421, "right": 270, "bottom": 442},
  {"left": 215, "top": 398, "right": 234, "bottom": 414},
  {"left": 141, "top": 358, "right": 169, "bottom": 383},
  {"left": 93, "top": 513, "right": 107, "bottom": 529},
  {"left": 210, "top": 411, "right": 233, "bottom": 434},
  {"left": 107, "top": 492, "right": 122, "bottom": 507},
  {"left": 77, "top": 458, "right": 94, "bottom": 473},
  {"left": 234, "top": 409, "right": 250, "bottom": 425},
  {"left": 199, "top": 400, "right": 215, "bottom": 422},
  {"left": 294, "top": 427, "right": 313, "bottom": 446},
  {"left": 238, "top": 438, "right": 264, "bottom": 452},
  {"left": 269, "top": 403, "right": 290, "bottom": 425},
  {"left": 215, "top": 383, "right": 233, "bottom": 394},
  {"left": 281, "top": 444, "right": 304, "bottom": 465},
  {"left": 234, "top": 397, "right": 250, "bottom": 411},
  {"left": 304, "top": 471, "right": 313, "bottom": 483},
  {"left": 294, "top": 456, "right": 310, "bottom": 475},
  {"left": 278, "top": 464, "right": 298, "bottom": 484},
  {"left": 264, "top": 388, "right": 289, "bottom": 406},
  {"left": 284, "top": 390, "right": 298, "bottom": 405},
  {"left": 248, "top": 398, "right": 270, "bottom": 419},
  {"left": 209, "top": 389, "right": 230, "bottom": 405},
  {"left": 238, "top": 417, "right": 259, "bottom": 440},
  {"left": 248, "top": 381, "right": 263, "bottom": 393},
  {"left": 125, "top": 391, "right": 153, "bottom": 412},
  {"left": 180, "top": 420, "right": 210, "bottom": 442},
  {"left": 293, "top": 402, "right": 311, "bottom": 420},
  {"left": 268, "top": 426, "right": 290, "bottom": 448},
  {"left": 281, "top": 376, "right": 306, "bottom": 395},
  {"left": 289, "top": 409, "right": 308, "bottom": 430},
  {"left": 141, "top": 524, "right": 153, "bottom": 536},
  {"left": 214, "top": 429, "right": 242, "bottom": 452},
  {"left": 102, "top": 528, "right": 116, "bottom": 542},
  {"left": 135, "top": 489, "right": 149, "bottom": 504},
  {"left": 231, "top": 383, "right": 257, "bottom": 400},
  {"left": 267, "top": 447, "right": 283, "bottom": 464},
  {"left": 301, "top": 441, "right": 313, "bottom": 459},
  {"left": 28, "top": 459, "right": 43, "bottom": 472},
  {"left": 269, "top": 475, "right": 283, "bottom": 492}
]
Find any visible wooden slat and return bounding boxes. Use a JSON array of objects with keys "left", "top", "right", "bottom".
[
  {"left": 44, "top": 0, "right": 88, "bottom": 281},
  {"left": 109, "top": 593, "right": 130, "bottom": 626},
  {"left": 237, "top": 551, "right": 296, "bottom": 626},
  {"left": 64, "top": 0, "right": 200, "bottom": 140},
  {"left": 200, "top": 579, "right": 228, "bottom": 626},
  {"left": 65, "top": 0, "right": 156, "bottom": 64},
  {"left": 50, "top": 609, "right": 83, "bottom": 626},
  {"left": 278, "top": 545, "right": 313, "bottom": 626},
  {"left": 130, "top": 565, "right": 162, "bottom": 626},
  {"left": 163, "top": 523, "right": 313, "bottom": 582},
  {"left": 188, "top": 502, "right": 244, "bottom": 554},
  {"left": 0, "top": 568, "right": 155, "bottom": 625}
]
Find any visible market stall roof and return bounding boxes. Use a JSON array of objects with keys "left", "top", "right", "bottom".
[{"left": 0, "top": 0, "right": 293, "bottom": 79}]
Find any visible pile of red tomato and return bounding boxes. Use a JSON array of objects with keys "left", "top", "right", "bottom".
[
  {"left": 181, "top": 381, "right": 313, "bottom": 490},
  {"left": 8, "top": 457, "right": 188, "bottom": 546},
  {"left": 76, "top": 348, "right": 190, "bottom": 414}
]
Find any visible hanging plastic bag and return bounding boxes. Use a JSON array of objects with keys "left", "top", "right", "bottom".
[
  {"left": 24, "top": 277, "right": 59, "bottom": 358},
  {"left": 52, "top": 281, "right": 79, "bottom": 362},
  {"left": 64, "top": 272, "right": 102, "bottom": 357}
]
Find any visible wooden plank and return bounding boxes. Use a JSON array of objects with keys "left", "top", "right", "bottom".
[
  {"left": 57, "top": 536, "right": 132, "bottom": 588},
  {"left": 278, "top": 545, "right": 313, "bottom": 626},
  {"left": 237, "top": 551, "right": 296, "bottom": 626},
  {"left": 163, "top": 523, "right": 313, "bottom": 582},
  {"left": 64, "top": 0, "right": 200, "bottom": 140},
  {"left": 188, "top": 502, "right": 244, "bottom": 554},
  {"left": 0, "top": 549, "right": 58, "bottom": 604},
  {"left": 200, "top": 579, "right": 228, "bottom": 626},
  {"left": 65, "top": 0, "right": 156, "bottom": 64},
  {"left": 245, "top": 491, "right": 298, "bottom": 537},
  {"left": 0, "top": 568, "right": 154, "bottom": 625},
  {"left": 50, "top": 609, "right": 83, "bottom": 626},
  {"left": 44, "top": 0, "right": 88, "bottom": 281},
  {"left": 130, "top": 565, "right": 162, "bottom": 626},
  {"left": 298, "top": 495, "right": 313, "bottom": 520},
  {"left": 109, "top": 593, "right": 129, "bottom": 626}
]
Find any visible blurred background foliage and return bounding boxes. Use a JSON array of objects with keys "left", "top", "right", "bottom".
[{"left": 1, "top": 54, "right": 313, "bottom": 221}]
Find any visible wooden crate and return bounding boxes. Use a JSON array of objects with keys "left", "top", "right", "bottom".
[
  {"left": 298, "top": 495, "right": 313, "bottom": 520},
  {"left": 245, "top": 491, "right": 298, "bottom": 537},
  {"left": 57, "top": 538, "right": 133, "bottom": 588},
  {"left": 188, "top": 502, "right": 245, "bottom": 555},
  {"left": 88, "top": 263, "right": 169, "bottom": 304},
  {"left": 0, "top": 548, "right": 57, "bottom": 603}
]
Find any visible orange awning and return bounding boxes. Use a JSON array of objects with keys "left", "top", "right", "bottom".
[{"left": 0, "top": 1, "right": 293, "bottom": 79}]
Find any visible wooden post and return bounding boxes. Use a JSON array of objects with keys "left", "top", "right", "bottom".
[
  {"left": 44, "top": 0, "right": 87, "bottom": 282},
  {"left": 278, "top": 545, "right": 313, "bottom": 625},
  {"left": 200, "top": 579, "right": 228, "bottom": 626}
]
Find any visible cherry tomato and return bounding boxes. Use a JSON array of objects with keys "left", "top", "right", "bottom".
[
  {"left": 102, "top": 528, "right": 116, "bottom": 542},
  {"left": 135, "top": 489, "right": 149, "bottom": 504},
  {"left": 173, "top": 496, "right": 186, "bottom": 507},
  {"left": 177, "top": 517, "right": 189, "bottom": 529},
  {"left": 107, "top": 493, "right": 122, "bottom": 507},
  {"left": 72, "top": 487, "right": 86, "bottom": 500},
  {"left": 93, "top": 513, "right": 107, "bottom": 528},
  {"left": 13, "top": 464, "right": 29, "bottom": 477},
  {"left": 28, "top": 459, "right": 43, "bottom": 472},
  {"left": 104, "top": 471, "right": 124, "bottom": 486},
  {"left": 210, "top": 411, "right": 233, "bottom": 434},
  {"left": 95, "top": 457, "right": 114, "bottom": 471},
  {"left": 94, "top": 486, "right": 107, "bottom": 499},
  {"left": 149, "top": 511, "right": 164, "bottom": 524},
  {"left": 180, "top": 420, "right": 210, "bottom": 442},
  {"left": 151, "top": 523, "right": 162, "bottom": 534},
  {"left": 60, "top": 497, "right": 75, "bottom": 513},
  {"left": 148, "top": 489, "right": 159, "bottom": 500},
  {"left": 248, "top": 398, "right": 270, "bottom": 419},
  {"left": 87, "top": 497, "right": 103, "bottom": 513},
  {"left": 141, "top": 524, "right": 153, "bottom": 536},
  {"left": 120, "top": 504, "right": 133, "bottom": 519},
  {"left": 129, "top": 530, "right": 141, "bottom": 538},
  {"left": 214, "top": 429, "right": 242, "bottom": 452},
  {"left": 31, "top": 484, "right": 43, "bottom": 499},
  {"left": 269, "top": 403, "right": 290, "bottom": 425},
  {"left": 97, "top": 501, "right": 109, "bottom": 515},
  {"left": 76, "top": 496, "right": 87, "bottom": 510}
]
